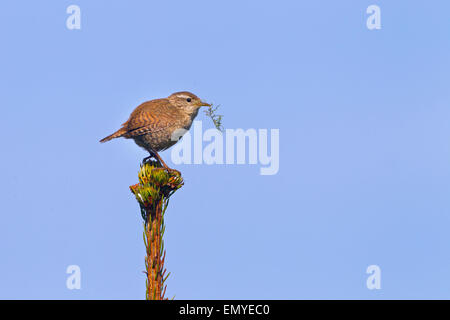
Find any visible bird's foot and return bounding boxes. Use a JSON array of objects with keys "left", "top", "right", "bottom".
[
  {"left": 150, "top": 167, "right": 181, "bottom": 179},
  {"left": 142, "top": 155, "right": 180, "bottom": 176},
  {"left": 166, "top": 167, "right": 181, "bottom": 176},
  {"left": 142, "top": 155, "right": 157, "bottom": 165}
]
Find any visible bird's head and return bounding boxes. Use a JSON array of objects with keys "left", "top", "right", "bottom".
[{"left": 168, "top": 91, "right": 211, "bottom": 116}]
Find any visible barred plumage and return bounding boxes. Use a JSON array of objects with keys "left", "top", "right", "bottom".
[{"left": 100, "top": 91, "right": 210, "bottom": 169}]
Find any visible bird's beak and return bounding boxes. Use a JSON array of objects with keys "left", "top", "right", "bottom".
[{"left": 198, "top": 101, "right": 211, "bottom": 107}]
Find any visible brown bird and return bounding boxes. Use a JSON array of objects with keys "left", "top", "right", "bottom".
[{"left": 100, "top": 91, "right": 211, "bottom": 169}]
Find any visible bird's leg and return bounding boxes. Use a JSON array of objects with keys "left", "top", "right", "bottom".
[
  {"left": 143, "top": 149, "right": 158, "bottom": 164},
  {"left": 143, "top": 150, "right": 169, "bottom": 168},
  {"left": 146, "top": 150, "right": 181, "bottom": 176},
  {"left": 152, "top": 151, "right": 169, "bottom": 168},
  {"left": 142, "top": 154, "right": 154, "bottom": 164}
]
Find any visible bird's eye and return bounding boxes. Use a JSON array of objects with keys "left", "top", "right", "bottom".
[{"left": 186, "top": 98, "right": 192, "bottom": 102}]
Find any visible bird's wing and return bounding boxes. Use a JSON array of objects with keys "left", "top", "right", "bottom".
[{"left": 123, "top": 99, "right": 179, "bottom": 137}]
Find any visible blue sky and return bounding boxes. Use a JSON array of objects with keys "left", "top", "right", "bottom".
[{"left": 1, "top": 0, "right": 450, "bottom": 299}]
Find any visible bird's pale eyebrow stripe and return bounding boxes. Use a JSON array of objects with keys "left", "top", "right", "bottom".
[{"left": 175, "top": 94, "right": 191, "bottom": 99}]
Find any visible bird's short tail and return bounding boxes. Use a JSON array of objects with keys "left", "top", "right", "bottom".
[{"left": 99, "top": 128, "right": 127, "bottom": 143}]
